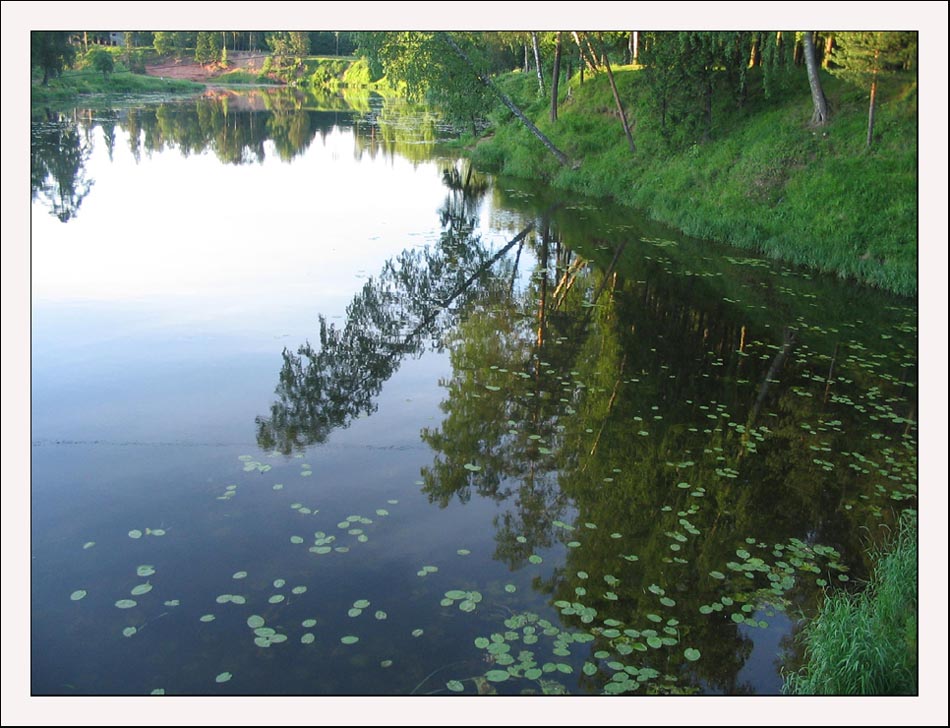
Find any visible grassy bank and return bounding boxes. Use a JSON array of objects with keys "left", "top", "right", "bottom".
[
  {"left": 31, "top": 69, "right": 204, "bottom": 107},
  {"left": 783, "top": 512, "right": 917, "bottom": 695},
  {"left": 465, "top": 67, "right": 917, "bottom": 296}
]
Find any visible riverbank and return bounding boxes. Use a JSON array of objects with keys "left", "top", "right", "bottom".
[
  {"left": 461, "top": 66, "right": 917, "bottom": 297},
  {"left": 783, "top": 511, "right": 917, "bottom": 695}
]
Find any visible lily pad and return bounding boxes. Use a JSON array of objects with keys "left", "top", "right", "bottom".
[
  {"left": 136, "top": 565, "right": 155, "bottom": 577},
  {"left": 215, "top": 672, "right": 232, "bottom": 684},
  {"left": 504, "top": 584, "right": 517, "bottom": 593},
  {"left": 268, "top": 594, "right": 285, "bottom": 604},
  {"left": 292, "top": 586, "right": 307, "bottom": 595},
  {"left": 273, "top": 579, "right": 285, "bottom": 588},
  {"left": 69, "top": 590, "right": 87, "bottom": 601},
  {"left": 463, "top": 463, "right": 482, "bottom": 472},
  {"left": 353, "top": 599, "right": 370, "bottom": 609},
  {"left": 446, "top": 679, "right": 465, "bottom": 692},
  {"left": 200, "top": 614, "right": 216, "bottom": 622},
  {"left": 684, "top": 648, "right": 701, "bottom": 661},
  {"left": 247, "top": 615, "right": 265, "bottom": 629},
  {"left": 128, "top": 530, "right": 143, "bottom": 539},
  {"left": 301, "top": 633, "right": 315, "bottom": 644},
  {"left": 130, "top": 583, "right": 153, "bottom": 596},
  {"left": 411, "top": 628, "right": 424, "bottom": 638},
  {"left": 301, "top": 618, "right": 316, "bottom": 628},
  {"left": 485, "top": 670, "right": 510, "bottom": 683},
  {"left": 340, "top": 635, "right": 359, "bottom": 645},
  {"left": 82, "top": 542, "right": 96, "bottom": 549},
  {"left": 528, "top": 554, "right": 543, "bottom": 565},
  {"left": 115, "top": 599, "right": 137, "bottom": 609},
  {"left": 374, "top": 610, "right": 387, "bottom": 620},
  {"left": 122, "top": 627, "right": 137, "bottom": 638},
  {"left": 232, "top": 571, "right": 247, "bottom": 579},
  {"left": 290, "top": 536, "right": 304, "bottom": 544}
]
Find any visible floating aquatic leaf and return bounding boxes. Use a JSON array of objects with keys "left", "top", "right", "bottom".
[
  {"left": 353, "top": 599, "right": 370, "bottom": 609},
  {"left": 660, "top": 597, "right": 676, "bottom": 608},
  {"left": 215, "top": 672, "right": 232, "bottom": 684},
  {"left": 70, "top": 590, "right": 87, "bottom": 601},
  {"left": 200, "top": 614, "right": 215, "bottom": 623},
  {"left": 128, "top": 530, "right": 142, "bottom": 539},
  {"left": 300, "top": 633, "right": 315, "bottom": 645},
  {"left": 268, "top": 595, "right": 285, "bottom": 604},
  {"left": 115, "top": 599, "right": 137, "bottom": 609},
  {"left": 340, "top": 635, "right": 359, "bottom": 645},
  {"left": 456, "top": 549, "right": 471, "bottom": 556},
  {"left": 348, "top": 608, "right": 362, "bottom": 618},
  {"left": 622, "top": 554, "right": 639, "bottom": 562},
  {"left": 647, "top": 636, "right": 663, "bottom": 649},
  {"left": 709, "top": 571, "right": 726, "bottom": 580},
  {"left": 230, "top": 595, "right": 246, "bottom": 605},
  {"left": 446, "top": 679, "right": 465, "bottom": 692},
  {"left": 567, "top": 541, "right": 581, "bottom": 549},
  {"left": 463, "top": 463, "right": 482, "bottom": 472},
  {"left": 150, "top": 689, "right": 164, "bottom": 695},
  {"left": 485, "top": 670, "right": 509, "bottom": 683},
  {"left": 272, "top": 484, "right": 284, "bottom": 490},
  {"left": 122, "top": 627, "right": 137, "bottom": 638},
  {"left": 290, "top": 536, "right": 304, "bottom": 544},
  {"left": 411, "top": 629, "right": 424, "bottom": 638},
  {"left": 232, "top": 571, "right": 247, "bottom": 580},
  {"left": 151, "top": 529, "right": 166, "bottom": 537},
  {"left": 459, "top": 600, "right": 476, "bottom": 613},
  {"left": 130, "top": 583, "right": 152, "bottom": 596},
  {"left": 504, "top": 584, "right": 517, "bottom": 593},
  {"left": 528, "top": 555, "right": 543, "bottom": 565},
  {"left": 82, "top": 542, "right": 95, "bottom": 550},
  {"left": 374, "top": 610, "right": 387, "bottom": 620},
  {"left": 164, "top": 600, "right": 180, "bottom": 606},
  {"left": 216, "top": 594, "right": 232, "bottom": 604},
  {"left": 380, "top": 659, "right": 393, "bottom": 668},
  {"left": 292, "top": 586, "right": 307, "bottom": 595},
  {"left": 273, "top": 579, "right": 285, "bottom": 588}
]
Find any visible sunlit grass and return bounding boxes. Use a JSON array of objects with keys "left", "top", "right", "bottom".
[
  {"left": 468, "top": 67, "right": 917, "bottom": 296},
  {"left": 783, "top": 512, "right": 917, "bottom": 695}
]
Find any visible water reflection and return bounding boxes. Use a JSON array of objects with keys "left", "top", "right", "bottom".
[
  {"left": 30, "top": 88, "right": 447, "bottom": 221},
  {"left": 255, "top": 161, "right": 533, "bottom": 454}
]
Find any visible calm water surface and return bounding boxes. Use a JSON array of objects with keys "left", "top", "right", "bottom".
[{"left": 31, "top": 90, "right": 917, "bottom": 696}]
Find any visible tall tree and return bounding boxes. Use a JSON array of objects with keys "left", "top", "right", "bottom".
[
  {"left": 32, "top": 31, "right": 76, "bottom": 85},
  {"left": 802, "top": 31, "right": 830, "bottom": 126},
  {"left": 830, "top": 32, "right": 917, "bottom": 148},
  {"left": 531, "top": 32, "right": 544, "bottom": 94},
  {"left": 550, "top": 32, "right": 562, "bottom": 122}
]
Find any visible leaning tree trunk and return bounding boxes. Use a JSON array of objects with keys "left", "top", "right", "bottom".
[
  {"left": 803, "top": 31, "right": 830, "bottom": 126},
  {"left": 442, "top": 34, "right": 570, "bottom": 167},
  {"left": 578, "top": 33, "right": 636, "bottom": 154},
  {"left": 532, "top": 32, "right": 544, "bottom": 94},
  {"left": 550, "top": 32, "right": 562, "bottom": 122}
]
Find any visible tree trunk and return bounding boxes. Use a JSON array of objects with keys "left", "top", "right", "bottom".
[
  {"left": 442, "top": 34, "right": 571, "bottom": 166},
  {"left": 524, "top": 43, "right": 530, "bottom": 73},
  {"left": 631, "top": 31, "right": 639, "bottom": 63},
  {"left": 867, "top": 72, "right": 878, "bottom": 148},
  {"left": 550, "top": 32, "right": 562, "bottom": 122},
  {"left": 531, "top": 32, "right": 544, "bottom": 94},
  {"left": 823, "top": 33, "right": 835, "bottom": 68},
  {"left": 574, "top": 33, "right": 636, "bottom": 154},
  {"left": 803, "top": 31, "right": 830, "bottom": 126}
]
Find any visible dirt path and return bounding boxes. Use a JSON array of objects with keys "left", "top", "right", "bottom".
[{"left": 144, "top": 51, "right": 269, "bottom": 82}]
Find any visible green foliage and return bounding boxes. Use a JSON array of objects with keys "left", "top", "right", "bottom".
[
  {"left": 88, "top": 47, "right": 114, "bottom": 77},
  {"left": 195, "top": 32, "right": 218, "bottom": 64},
  {"left": 32, "top": 31, "right": 76, "bottom": 85},
  {"left": 342, "top": 58, "right": 372, "bottom": 87},
  {"left": 784, "top": 512, "right": 917, "bottom": 695}
]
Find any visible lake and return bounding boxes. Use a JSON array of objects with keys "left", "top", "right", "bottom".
[{"left": 30, "top": 88, "right": 917, "bottom": 696}]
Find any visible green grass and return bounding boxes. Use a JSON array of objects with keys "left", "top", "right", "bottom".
[
  {"left": 214, "top": 69, "right": 278, "bottom": 85},
  {"left": 783, "top": 512, "right": 917, "bottom": 695},
  {"left": 466, "top": 66, "right": 917, "bottom": 296},
  {"left": 31, "top": 68, "right": 203, "bottom": 106}
]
